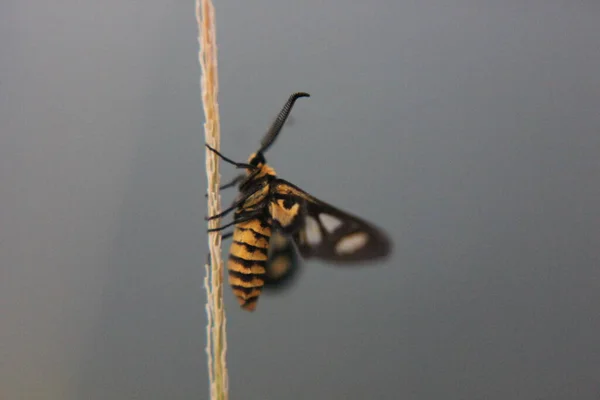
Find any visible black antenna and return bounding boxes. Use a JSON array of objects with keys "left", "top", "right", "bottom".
[{"left": 258, "top": 92, "right": 310, "bottom": 154}]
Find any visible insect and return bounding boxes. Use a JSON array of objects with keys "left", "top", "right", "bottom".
[{"left": 206, "top": 92, "right": 391, "bottom": 311}]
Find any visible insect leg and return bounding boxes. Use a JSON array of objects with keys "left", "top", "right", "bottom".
[
  {"left": 222, "top": 231, "right": 234, "bottom": 240},
  {"left": 204, "top": 174, "right": 246, "bottom": 198},
  {"left": 207, "top": 209, "right": 266, "bottom": 232},
  {"left": 205, "top": 144, "right": 257, "bottom": 170},
  {"left": 207, "top": 219, "right": 248, "bottom": 233},
  {"left": 205, "top": 201, "right": 242, "bottom": 221},
  {"left": 205, "top": 183, "right": 266, "bottom": 220},
  {"left": 207, "top": 220, "right": 237, "bottom": 233}
]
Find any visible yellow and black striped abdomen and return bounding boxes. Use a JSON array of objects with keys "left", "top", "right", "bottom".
[{"left": 228, "top": 218, "right": 272, "bottom": 311}]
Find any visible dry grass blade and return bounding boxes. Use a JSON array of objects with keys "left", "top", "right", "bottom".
[{"left": 196, "top": 0, "right": 229, "bottom": 399}]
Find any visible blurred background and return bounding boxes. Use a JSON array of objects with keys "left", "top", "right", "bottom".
[{"left": 1, "top": 1, "right": 599, "bottom": 399}]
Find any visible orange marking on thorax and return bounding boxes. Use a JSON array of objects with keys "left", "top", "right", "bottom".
[{"left": 246, "top": 160, "right": 276, "bottom": 180}]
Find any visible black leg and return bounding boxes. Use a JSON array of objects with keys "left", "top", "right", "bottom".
[
  {"left": 221, "top": 174, "right": 246, "bottom": 190},
  {"left": 207, "top": 218, "right": 245, "bottom": 232},
  {"left": 205, "top": 194, "right": 249, "bottom": 221},
  {"left": 207, "top": 220, "right": 236, "bottom": 233},
  {"left": 222, "top": 231, "right": 233, "bottom": 240},
  {"left": 205, "top": 202, "right": 240, "bottom": 221},
  {"left": 207, "top": 209, "right": 266, "bottom": 232},
  {"left": 206, "top": 181, "right": 267, "bottom": 221},
  {"left": 222, "top": 174, "right": 246, "bottom": 191},
  {"left": 205, "top": 174, "right": 246, "bottom": 198},
  {"left": 206, "top": 144, "right": 257, "bottom": 170}
]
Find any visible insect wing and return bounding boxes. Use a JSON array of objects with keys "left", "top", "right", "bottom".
[
  {"left": 268, "top": 192, "right": 306, "bottom": 234},
  {"left": 263, "top": 229, "right": 301, "bottom": 290},
  {"left": 270, "top": 180, "right": 391, "bottom": 263}
]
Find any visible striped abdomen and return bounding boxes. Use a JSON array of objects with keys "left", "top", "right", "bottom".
[{"left": 228, "top": 218, "right": 271, "bottom": 311}]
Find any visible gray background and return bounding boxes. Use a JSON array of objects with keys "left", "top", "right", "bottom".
[{"left": 1, "top": 1, "right": 599, "bottom": 399}]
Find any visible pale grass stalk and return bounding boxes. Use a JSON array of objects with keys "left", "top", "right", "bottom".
[{"left": 196, "top": 0, "right": 229, "bottom": 399}]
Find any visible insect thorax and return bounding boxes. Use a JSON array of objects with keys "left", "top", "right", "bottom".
[{"left": 240, "top": 183, "right": 271, "bottom": 211}]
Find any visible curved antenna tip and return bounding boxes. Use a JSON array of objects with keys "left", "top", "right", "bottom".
[
  {"left": 292, "top": 92, "right": 310, "bottom": 98},
  {"left": 259, "top": 92, "right": 311, "bottom": 153}
]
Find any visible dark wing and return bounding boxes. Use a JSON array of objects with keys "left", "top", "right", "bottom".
[
  {"left": 269, "top": 179, "right": 392, "bottom": 263},
  {"left": 262, "top": 229, "right": 301, "bottom": 291}
]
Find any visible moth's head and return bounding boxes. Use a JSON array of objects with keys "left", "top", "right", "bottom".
[{"left": 248, "top": 152, "right": 266, "bottom": 169}]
